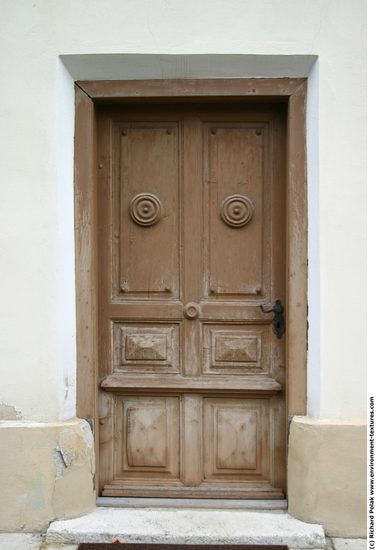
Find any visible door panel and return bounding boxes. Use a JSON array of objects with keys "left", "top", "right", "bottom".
[
  {"left": 202, "top": 324, "right": 269, "bottom": 376},
  {"left": 204, "top": 123, "right": 268, "bottom": 298},
  {"left": 203, "top": 398, "right": 270, "bottom": 480},
  {"left": 114, "top": 395, "right": 181, "bottom": 480},
  {"left": 113, "top": 323, "right": 181, "bottom": 374},
  {"left": 97, "top": 103, "right": 287, "bottom": 498},
  {"left": 116, "top": 122, "right": 181, "bottom": 299}
]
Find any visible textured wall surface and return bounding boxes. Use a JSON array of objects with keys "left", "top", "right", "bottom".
[
  {"left": 288, "top": 417, "right": 367, "bottom": 536},
  {"left": 0, "top": 419, "right": 95, "bottom": 531}
]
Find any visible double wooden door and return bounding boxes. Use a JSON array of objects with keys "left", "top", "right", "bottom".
[{"left": 97, "top": 102, "right": 287, "bottom": 498}]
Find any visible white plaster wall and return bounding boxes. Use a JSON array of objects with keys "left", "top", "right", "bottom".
[{"left": 0, "top": 0, "right": 366, "bottom": 422}]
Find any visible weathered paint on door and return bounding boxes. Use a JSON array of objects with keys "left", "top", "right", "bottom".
[{"left": 97, "top": 103, "right": 287, "bottom": 498}]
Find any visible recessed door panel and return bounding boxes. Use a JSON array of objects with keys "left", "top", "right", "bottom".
[
  {"left": 113, "top": 322, "right": 181, "bottom": 374},
  {"left": 202, "top": 324, "right": 269, "bottom": 376},
  {"left": 114, "top": 395, "right": 180, "bottom": 480},
  {"left": 115, "top": 122, "right": 181, "bottom": 299},
  {"left": 203, "top": 398, "right": 270, "bottom": 481},
  {"left": 203, "top": 123, "right": 270, "bottom": 299}
]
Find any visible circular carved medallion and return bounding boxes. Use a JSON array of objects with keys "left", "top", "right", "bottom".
[
  {"left": 129, "top": 193, "right": 162, "bottom": 227},
  {"left": 220, "top": 194, "right": 254, "bottom": 228}
]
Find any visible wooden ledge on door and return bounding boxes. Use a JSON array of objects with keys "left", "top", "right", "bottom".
[{"left": 100, "top": 374, "right": 281, "bottom": 395}]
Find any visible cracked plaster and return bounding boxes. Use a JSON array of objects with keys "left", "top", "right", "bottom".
[{"left": 0, "top": 419, "right": 95, "bottom": 531}]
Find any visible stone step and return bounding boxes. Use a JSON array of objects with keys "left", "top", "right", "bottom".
[
  {"left": 97, "top": 497, "right": 288, "bottom": 510},
  {"left": 46, "top": 507, "right": 326, "bottom": 548}
]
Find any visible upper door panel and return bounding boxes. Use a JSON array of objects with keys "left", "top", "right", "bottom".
[
  {"left": 113, "top": 121, "right": 181, "bottom": 300},
  {"left": 203, "top": 122, "right": 270, "bottom": 300}
]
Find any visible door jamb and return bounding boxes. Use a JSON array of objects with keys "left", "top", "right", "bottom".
[{"left": 73, "top": 78, "right": 308, "bottom": 493}]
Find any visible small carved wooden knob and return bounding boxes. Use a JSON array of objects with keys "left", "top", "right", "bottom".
[{"left": 184, "top": 302, "right": 201, "bottom": 320}]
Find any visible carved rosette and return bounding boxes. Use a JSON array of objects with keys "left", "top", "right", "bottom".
[
  {"left": 220, "top": 194, "right": 254, "bottom": 228},
  {"left": 129, "top": 193, "right": 162, "bottom": 227}
]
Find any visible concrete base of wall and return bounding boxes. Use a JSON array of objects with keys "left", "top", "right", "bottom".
[
  {"left": 288, "top": 416, "right": 366, "bottom": 537},
  {"left": 0, "top": 418, "right": 96, "bottom": 532}
]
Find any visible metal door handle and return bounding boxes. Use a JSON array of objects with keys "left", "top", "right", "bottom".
[{"left": 260, "top": 299, "right": 285, "bottom": 339}]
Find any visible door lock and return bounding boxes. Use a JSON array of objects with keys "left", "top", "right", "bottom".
[{"left": 260, "top": 299, "right": 285, "bottom": 339}]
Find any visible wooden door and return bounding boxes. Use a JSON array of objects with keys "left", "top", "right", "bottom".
[{"left": 97, "top": 102, "right": 286, "bottom": 498}]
